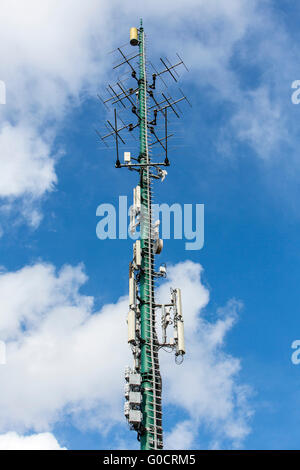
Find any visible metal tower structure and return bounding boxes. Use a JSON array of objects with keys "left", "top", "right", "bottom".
[{"left": 98, "top": 20, "right": 189, "bottom": 450}]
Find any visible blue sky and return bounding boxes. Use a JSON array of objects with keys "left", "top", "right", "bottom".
[{"left": 1, "top": 0, "right": 300, "bottom": 450}]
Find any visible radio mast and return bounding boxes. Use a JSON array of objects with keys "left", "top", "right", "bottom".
[{"left": 98, "top": 19, "right": 189, "bottom": 450}]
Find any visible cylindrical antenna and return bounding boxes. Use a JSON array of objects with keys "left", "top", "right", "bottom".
[{"left": 130, "top": 27, "right": 139, "bottom": 46}]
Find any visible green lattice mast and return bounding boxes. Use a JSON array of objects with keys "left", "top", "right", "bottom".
[
  {"left": 138, "top": 20, "right": 163, "bottom": 449},
  {"left": 99, "top": 20, "right": 188, "bottom": 450}
]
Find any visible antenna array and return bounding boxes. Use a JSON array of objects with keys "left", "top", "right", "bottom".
[{"left": 98, "top": 20, "right": 189, "bottom": 450}]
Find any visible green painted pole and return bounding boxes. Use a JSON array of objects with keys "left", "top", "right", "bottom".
[{"left": 138, "top": 20, "right": 163, "bottom": 450}]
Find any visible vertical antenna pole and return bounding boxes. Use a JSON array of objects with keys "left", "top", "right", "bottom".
[
  {"left": 114, "top": 108, "right": 120, "bottom": 167},
  {"left": 165, "top": 107, "right": 169, "bottom": 166}
]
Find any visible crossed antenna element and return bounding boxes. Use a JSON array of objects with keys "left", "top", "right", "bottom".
[{"left": 97, "top": 38, "right": 191, "bottom": 174}]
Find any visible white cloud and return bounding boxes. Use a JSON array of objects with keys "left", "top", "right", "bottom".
[
  {"left": 231, "top": 86, "right": 286, "bottom": 158},
  {"left": 0, "top": 123, "right": 57, "bottom": 198},
  {"left": 165, "top": 421, "right": 195, "bottom": 450},
  {"left": 0, "top": 0, "right": 112, "bottom": 223},
  {"left": 0, "top": 432, "right": 66, "bottom": 450},
  {"left": 0, "top": 262, "right": 129, "bottom": 432},
  {"left": 0, "top": 260, "right": 252, "bottom": 448}
]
